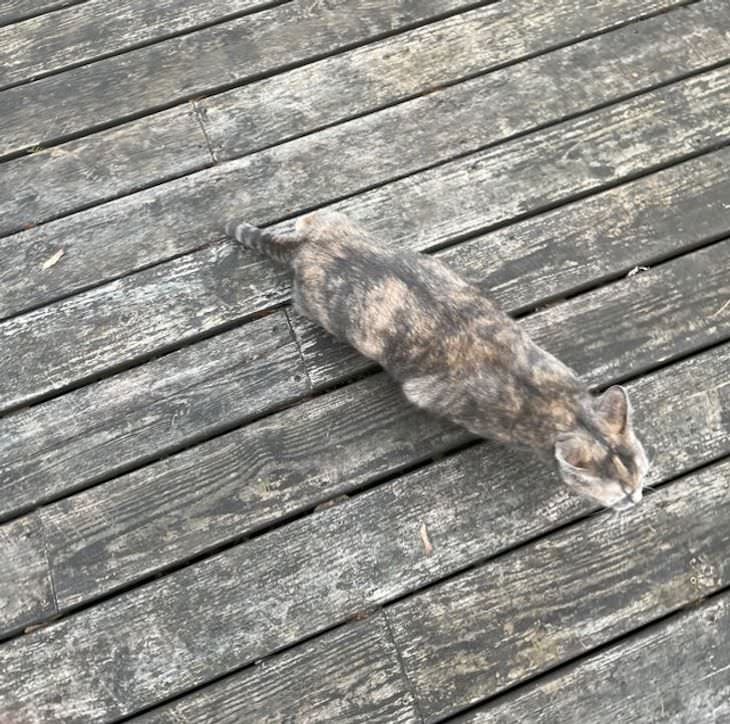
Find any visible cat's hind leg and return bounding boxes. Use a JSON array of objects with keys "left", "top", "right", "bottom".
[{"left": 225, "top": 221, "right": 303, "bottom": 266}]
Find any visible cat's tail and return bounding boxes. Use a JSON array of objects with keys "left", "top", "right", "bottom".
[{"left": 225, "top": 221, "right": 302, "bottom": 266}]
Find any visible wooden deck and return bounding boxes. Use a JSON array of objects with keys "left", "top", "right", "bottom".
[{"left": 1, "top": 0, "right": 729, "bottom": 721}]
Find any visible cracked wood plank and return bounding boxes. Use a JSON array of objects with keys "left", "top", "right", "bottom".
[
  {"left": 0, "top": 106, "right": 212, "bottom": 237},
  {"left": 385, "top": 457, "right": 730, "bottom": 721},
  {"left": 0, "top": 513, "right": 55, "bottom": 638},
  {"left": 0, "top": 0, "right": 474, "bottom": 156}
]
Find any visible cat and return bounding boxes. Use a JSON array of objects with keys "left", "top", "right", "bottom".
[{"left": 226, "top": 210, "right": 649, "bottom": 511}]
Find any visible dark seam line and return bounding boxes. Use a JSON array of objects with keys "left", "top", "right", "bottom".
[
  {"left": 0, "top": 0, "right": 294, "bottom": 93},
  {"left": 0, "top": 0, "right": 91, "bottom": 29}
]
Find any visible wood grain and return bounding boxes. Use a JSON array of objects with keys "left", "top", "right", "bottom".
[
  {"left": 0, "top": 0, "right": 88, "bottom": 27},
  {"left": 0, "top": 0, "right": 275, "bottom": 88},
  {"left": 1, "top": 356, "right": 727, "bottom": 721},
  {"left": 3, "top": 0, "right": 722, "bottom": 238},
  {"left": 1, "top": 70, "right": 727, "bottom": 412},
  {"left": 0, "top": 0, "right": 472, "bottom": 156},
  {"left": 137, "top": 614, "right": 419, "bottom": 724},
  {"left": 3, "top": 147, "right": 727, "bottom": 515},
  {"left": 386, "top": 457, "right": 730, "bottom": 721},
  {"left": 0, "top": 312, "right": 308, "bottom": 521},
  {"left": 454, "top": 594, "right": 730, "bottom": 723},
  {"left": 202, "top": 0, "right": 723, "bottom": 159},
  {"left": 4, "top": 29, "right": 729, "bottom": 318},
  {"left": 36, "top": 247, "right": 730, "bottom": 610},
  {"left": 0, "top": 513, "right": 55, "bottom": 638},
  {"left": 0, "top": 243, "right": 292, "bottom": 413},
  {"left": 0, "top": 106, "right": 212, "bottom": 238}
]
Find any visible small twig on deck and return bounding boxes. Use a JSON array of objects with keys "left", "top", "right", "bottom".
[{"left": 420, "top": 522, "right": 434, "bottom": 556}]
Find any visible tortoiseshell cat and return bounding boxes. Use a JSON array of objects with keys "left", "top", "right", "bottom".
[{"left": 226, "top": 211, "right": 649, "bottom": 511}]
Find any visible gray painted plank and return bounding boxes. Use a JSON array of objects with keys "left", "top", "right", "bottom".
[
  {"left": 3, "top": 146, "right": 728, "bottom": 516},
  {"left": 1, "top": 69, "right": 727, "bottom": 409},
  {"left": 0, "top": 0, "right": 276, "bottom": 88},
  {"left": 454, "top": 594, "right": 730, "bottom": 724},
  {"left": 137, "top": 614, "right": 419, "bottom": 724},
  {"left": 202, "top": 0, "right": 725, "bottom": 159},
  {"left": 0, "top": 106, "right": 212, "bottom": 237},
  {"left": 0, "top": 0, "right": 473, "bottom": 156},
  {"left": 4, "top": 21, "right": 729, "bottom": 317},
  {"left": 0, "top": 312, "right": 308, "bottom": 521},
  {"left": 0, "top": 513, "right": 55, "bottom": 637},
  {"left": 0, "top": 1, "right": 88, "bottom": 27},
  {"left": 386, "top": 458, "right": 730, "bottom": 721},
  {"left": 37, "top": 244, "right": 730, "bottom": 610},
  {"left": 0, "top": 370, "right": 727, "bottom": 722}
]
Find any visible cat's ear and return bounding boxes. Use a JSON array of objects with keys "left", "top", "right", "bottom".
[
  {"left": 554, "top": 433, "right": 591, "bottom": 471},
  {"left": 595, "top": 385, "right": 631, "bottom": 435}
]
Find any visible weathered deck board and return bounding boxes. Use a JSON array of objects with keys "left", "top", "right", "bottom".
[
  {"left": 0, "top": 106, "right": 212, "bottom": 238},
  {"left": 386, "top": 459, "right": 730, "bottom": 721},
  {"left": 0, "top": 0, "right": 278, "bottom": 88},
  {"left": 5, "top": 39, "right": 729, "bottom": 319},
  {"left": 33, "top": 248, "right": 730, "bottom": 611},
  {"left": 454, "top": 594, "right": 730, "bottom": 723},
  {"left": 0, "top": 312, "right": 308, "bottom": 521},
  {"left": 1, "top": 70, "right": 727, "bottom": 410},
  {"left": 4, "top": 0, "right": 724, "bottom": 239},
  {"left": 203, "top": 0, "right": 727, "bottom": 159},
  {"left": 0, "top": 0, "right": 88, "bottom": 27},
  {"left": 0, "top": 0, "right": 475, "bottom": 156},
  {"left": 0, "top": 513, "right": 55, "bottom": 638},
  {"left": 138, "top": 614, "right": 419, "bottom": 724},
  {"left": 0, "top": 416, "right": 727, "bottom": 721},
  {"left": 3, "top": 147, "right": 727, "bottom": 516}
]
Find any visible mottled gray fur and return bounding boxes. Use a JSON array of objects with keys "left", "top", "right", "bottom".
[{"left": 226, "top": 211, "right": 649, "bottom": 510}]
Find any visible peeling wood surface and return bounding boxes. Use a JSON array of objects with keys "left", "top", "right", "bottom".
[
  {"left": 455, "top": 594, "right": 730, "bottom": 723},
  {"left": 1, "top": 2, "right": 730, "bottom": 721},
  {"left": 201, "top": 0, "right": 711, "bottom": 159}
]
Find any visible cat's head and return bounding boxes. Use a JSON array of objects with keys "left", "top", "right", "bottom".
[{"left": 554, "top": 386, "right": 649, "bottom": 511}]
